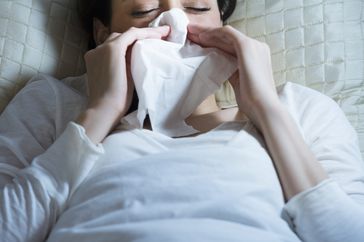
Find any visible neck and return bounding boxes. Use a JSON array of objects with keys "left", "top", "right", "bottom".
[{"left": 189, "top": 94, "right": 220, "bottom": 118}]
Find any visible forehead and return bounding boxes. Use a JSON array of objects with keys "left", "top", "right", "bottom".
[
  {"left": 111, "top": 0, "right": 220, "bottom": 16},
  {"left": 109, "top": 0, "right": 222, "bottom": 32},
  {"left": 113, "top": 0, "right": 217, "bottom": 6}
]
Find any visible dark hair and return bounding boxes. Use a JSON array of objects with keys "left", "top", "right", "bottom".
[
  {"left": 217, "top": 0, "right": 237, "bottom": 22},
  {"left": 77, "top": 0, "right": 237, "bottom": 49}
]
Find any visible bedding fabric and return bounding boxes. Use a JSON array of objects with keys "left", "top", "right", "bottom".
[
  {"left": 0, "top": 0, "right": 87, "bottom": 111},
  {"left": 1, "top": 0, "right": 364, "bottom": 157},
  {"left": 224, "top": 0, "right": 364, "bottom": 158},
  {"left": 0, "top": 75, "right": 363, "bottom": 241}
]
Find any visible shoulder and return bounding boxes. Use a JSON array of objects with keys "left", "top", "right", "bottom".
[
  {"left": 277, "top": 81, "right": 343, "bottom": 119},
  {"left": 19, "top": 74, "right": 87, "bottom": 109},
  {"left": 277, "top": 82, "right": 339, "bottom": 110},
  {"left": 277, "top": 81, "right": 356, "bottom": 142},
  {"left": 278, "top": 84, "right": 364, "bottom": 195},
  {"left": 24, "top": 74, "right": 86, "bottom": 100},
  {"left": 6, "top": 74, "right": 88, "bottom": 137}
]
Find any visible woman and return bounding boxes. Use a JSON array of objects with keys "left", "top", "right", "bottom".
[{"left": 0, "top": 0, "right": 363, "bottom": 241}]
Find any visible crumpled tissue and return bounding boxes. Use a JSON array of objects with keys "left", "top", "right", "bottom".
[{"left": 123, "top": 8, "right": 237, "bottom": 137}]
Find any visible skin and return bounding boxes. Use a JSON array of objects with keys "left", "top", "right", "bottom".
[{"left": 77, "top": 0, "right": 328, "bottom": 200}]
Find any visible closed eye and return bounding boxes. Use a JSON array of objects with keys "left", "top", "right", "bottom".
[
  {"left": 185, "top": 7, "right": 211, "bottom": 12},
  {"left": 131, "top": 8, "right": 160, "bottom": 17}
]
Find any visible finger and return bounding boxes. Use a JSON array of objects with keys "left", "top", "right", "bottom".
[
  {"left": 188, "top": 25, "right": 238, "bottom": 56},
  {"left": 104, "top": 32, "right": 122, "bottom": 44},
  {"left": 187, "top": 24, "right": 213, "bottom": 45},
  {"left": 189, "top": 33, "right": 236, "bottom": 56},
  {"left": 187, "top": 24, "right": 213, "bottom": 35},
  {"left": 118, "top": 26, "right": 170, "bottom": 53}
]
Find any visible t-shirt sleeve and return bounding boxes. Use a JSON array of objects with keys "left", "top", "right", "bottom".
[
  {"left": 0, "top": 75, "right": 103, "bottom": 241},
  {"left": 0, "top": 75, "right": 88, "bottom": 185},
  {"left": 0, "top": 77, "right": 59, "bottom": 186},
  {"left": 280, "top": 83, "right": 364, "bottom": 242},
  {"left": 1, "top": 122, "right": 103, "bottom": 242}
]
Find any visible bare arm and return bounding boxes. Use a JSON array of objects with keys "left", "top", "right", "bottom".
[
  {"left": 188, "top": 25, "right": 327, "bottom": 200},
  {"left": 189, "top": 25, "right": 364, "bottom": 241},
  {"left": 253, "top": 100, "right": 327, "bottom": 200}
]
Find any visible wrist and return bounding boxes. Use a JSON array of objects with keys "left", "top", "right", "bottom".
[
  {"left": 88, "top": 97, "right": 127, "bottom": 116},
  {"left": 77, "top": 105, "right": 122, "bottom": 144}
]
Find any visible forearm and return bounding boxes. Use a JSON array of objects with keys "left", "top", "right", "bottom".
[
  {"left": 254, "top": 100, "right": 328, "bottom": 200},
  {"left": 76, "top": 102, "right": 123, "bottom": 144}
]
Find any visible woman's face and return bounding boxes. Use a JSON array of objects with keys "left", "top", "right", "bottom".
[{"left": 109, "top": 0, "right": 222, "bottom": 33}]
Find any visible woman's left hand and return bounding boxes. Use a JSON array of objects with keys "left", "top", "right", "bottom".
[
  {"left": 188, "top": 25, "right": 280, "bottom": 128},
  {"left": 189, "top": 25, "right": 328, "bottom": 200}
]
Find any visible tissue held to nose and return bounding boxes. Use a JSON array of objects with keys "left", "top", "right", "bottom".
[{"left": 122, "top": 8, "right": 237, "bottom": 137}]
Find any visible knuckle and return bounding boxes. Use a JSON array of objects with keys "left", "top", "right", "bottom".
[
  {"left": 84, "top": 50, "right": 94, "bottom": 60},
  {"left": 222, "top": 25, "right": 234, "bottom": 33},
  {"left": 223, "top": 25, "right": 244, "bottom": 42},
  {"left": 109, "top": 32, "right": 119, "bottom": 38},
  {"left": 220, "top": 26, "right": 236, "bottom": 39},
  {"left": 128, "top": 26, "right": 139, "bottom": 33},
  {"left": 223, "top": 25, "right": 233, "bottom": 30},
  {"left": 122, "top": 27, "right": 140, "bottom": 40},
  {"left": 103, "top": 32, "right": 120, "bottom": 43}
]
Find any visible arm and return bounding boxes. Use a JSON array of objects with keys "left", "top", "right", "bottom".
[
  {"left": 0, "top": 26, "right": 170, "bottom": 241},
  {"left": 188, "top": 25, "right": 364, "bottom": 241},
  {"left": 0, "top": 122, "right": 102, "bottom": 242},
  {"left": 77, "top": 26, "right": 170, "bottom": 144},
  {"left": 281, "top": 84, "right": 364, "bottom": 242},
  {"left": 255, "top": 91, "right": 364, "bottom": 241},
  {"left": 0, "top": 78, "right": 103, "bottom": 241},
  {"left": 253, "top": 100, "right": 327, "bottom": 199},
  {"left": 188, "top": 25, "right": 327, "bottom": 198}
]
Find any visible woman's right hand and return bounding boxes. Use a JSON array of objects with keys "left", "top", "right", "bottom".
[{"left": 77, "top": 26, "right": 170, "bottom": 144}]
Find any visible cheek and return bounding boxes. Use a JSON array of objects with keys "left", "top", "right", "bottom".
[
  {"left": 187, "top": 13, "right": 222, "bottom": 28},
  {"left": 111, "top": 16, "right": 153, "bottom": 33}
]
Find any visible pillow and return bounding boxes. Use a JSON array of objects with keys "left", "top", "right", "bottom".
[
  {"left": 1, "top": 0, "right": 363, "bottom": 158},
  {"left": 216, "top": 0, "right": 364, "bottom": 158},
  {"left": 0, "top": 0, "right": 87, "bottom": 111}
]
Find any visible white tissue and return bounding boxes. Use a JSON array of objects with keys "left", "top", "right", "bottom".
[{"left": 123, "top": 8, "right": 237, "bottom": 137}]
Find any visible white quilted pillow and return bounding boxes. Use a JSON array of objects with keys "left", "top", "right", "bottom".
[
  {"left": 219, "top": 0, "right": 364, "bottom": 158},
  {"left": 0, "top": 0, "right": 363, "bottom": 157},
  {"left": 0, "top": 0, "right": 87, "bottom": 111}
]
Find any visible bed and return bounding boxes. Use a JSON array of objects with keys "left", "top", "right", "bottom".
[
  {"left": 0, "top": 1, "right": 364, "bottom": 241},
  {"left": 0, "top": 0, "right": 363, "bottom": 154}
]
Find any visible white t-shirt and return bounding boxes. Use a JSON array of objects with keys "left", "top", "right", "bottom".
[{"left": 0, "top": 74, "right": 364, "bottom": 242}]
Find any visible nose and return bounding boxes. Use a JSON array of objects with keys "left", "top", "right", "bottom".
[{"left": 160, "top": 0, "right": 182, "bottom": 12}]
